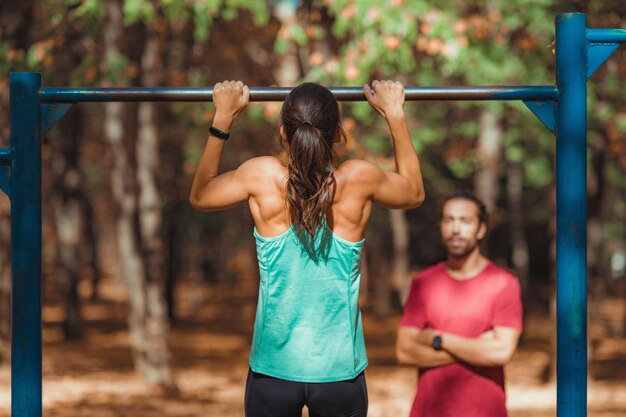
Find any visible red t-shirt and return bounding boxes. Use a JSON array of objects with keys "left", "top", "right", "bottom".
[{"left": 400, "top": 261, "right": 523, "bottom": 417}]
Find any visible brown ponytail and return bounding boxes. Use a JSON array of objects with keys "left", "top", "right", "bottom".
[{"left": 280, "top": 83, "right": 345, "bottom": 260}]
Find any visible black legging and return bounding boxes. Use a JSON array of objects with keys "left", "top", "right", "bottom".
[{"left": 245, "top": 368, "right": 368, "bottom": 417}]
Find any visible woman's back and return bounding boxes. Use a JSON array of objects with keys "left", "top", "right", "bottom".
[
  {"left": 251, "top": 213, "right": 366, "bottom": 381},
  {"left": 246, "top": 156, "right": 378, "bottom": 243},
  {"left": 244, "top": 156, "right": 377, "bottom": 381}
]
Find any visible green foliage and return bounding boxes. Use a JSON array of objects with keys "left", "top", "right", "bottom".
[
  {"left": 0, "top": 42, "right": 14, "bottom": 74},
  {"left": 360, "top": 130, "right": 391, "bottom": 155},
  {"left": 604, "top": 161, "right": 624, "bottom": 189},
  {"left": 290, "top": 24, "right": 309, "bottom": 46},
  {"left": 523, "top": 156, "right": 553, "bottom": 188},
  {"left": 616, "top": 114, "right": 626, "bottom": 133},
  {"left": 275, "top": 38, "right": 290, "bottom": 55},
  {"left": 161, "top": 0, "right": 191, "bottom": 21},
  {"left": 221, "top": 6, "right": 238, "bottom": 21},
  {"left": 447, "top": 156, "right": 475, "bottom": 179},
  {"left": 101, "top": 51, "right": 130, "bottom": 85},
  {"left": 123, "top": 0, "right": 157, "bottom": 25},
  {"left": 192, "top": 2, "right": 214, "bottom": 42},
  {"left": 293, "top": 0, "right": 560, "bottom": 189},
  {"left": 185, "top": 0, "right": 270, "bottom": 42},
  {"left": 71, "top": 0, "right": 104, "bottom": 19}
]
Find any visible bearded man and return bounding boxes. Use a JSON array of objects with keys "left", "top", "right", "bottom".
[{"left": 397, "top": 191, "right": 523, "bottom": 417}]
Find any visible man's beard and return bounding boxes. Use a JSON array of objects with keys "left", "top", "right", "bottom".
[{"left": 444, "top": 237, "right": 478, "bottom": 258}]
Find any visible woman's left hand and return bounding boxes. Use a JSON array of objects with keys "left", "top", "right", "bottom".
[{"left": 213, "top": 80, "right": 250, "bottom": 119}]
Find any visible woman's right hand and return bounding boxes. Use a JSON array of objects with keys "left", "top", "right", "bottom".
[
  {"left": 213, "top": 80, "right": 250, "bottom": 119},
  {"left": 363, "top": 80, "right": 405, "bottom": 119}
]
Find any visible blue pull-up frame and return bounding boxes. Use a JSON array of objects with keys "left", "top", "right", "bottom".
[{"left": 3, "top": 13, "right": 625, "bottom": 417}]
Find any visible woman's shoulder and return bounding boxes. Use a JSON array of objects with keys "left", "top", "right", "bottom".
[
  {"left": 239, "top": 157, "right": 287, "bottom": 196},
  {"left": 336, "top": 159, "right": 383, "bottom": 181},
  {"left": 240, "top": 156, "right": 286, "bottom": 175},
  {"left": 337, "top": 158, "right": 380, "bottom": 172}
]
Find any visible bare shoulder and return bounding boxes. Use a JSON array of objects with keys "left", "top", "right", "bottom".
[
  {"left": 335, "top": 159, "right": 383, "bottom": 181},
  {"left": 237, "top": 156, "right": 286, "bottom": 197},
  {"left": 241, "top": 156, "right": 284, "bottom": 170},
  {"left": 238, "top": 156, "right": 285, "bottom": 176}
]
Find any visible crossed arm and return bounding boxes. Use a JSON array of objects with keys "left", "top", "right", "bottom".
[{"left": 396, "top": 325, "right": 521, "bottom": 368}]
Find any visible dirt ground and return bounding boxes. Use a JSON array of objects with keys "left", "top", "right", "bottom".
[{"left": 1, "top": 280, "right": 625, "bottom": 417}]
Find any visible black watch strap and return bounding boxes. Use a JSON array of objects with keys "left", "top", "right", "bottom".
[
  {"left": 209, "top": 126, "right": 230, "bottom": 140},
  {"left": 432, "top": 334, "right": 443, "bottom": 351}
]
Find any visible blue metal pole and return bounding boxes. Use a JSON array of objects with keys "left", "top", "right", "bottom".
[
  {"left": 10, "top": 72, "right": 42, "bottom": 417},
  {"left": 555, "top": 13, "right": 587, "bottom": 417},
  {"left": 586, "top": 29, "right": 626, "bottom": 43},
  {"left": 0, "top": 148, "right": 12, "bottom": 165}
]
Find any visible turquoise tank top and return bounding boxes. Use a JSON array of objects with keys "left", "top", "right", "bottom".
[{"left": 250, "top": 224, "right": 368, "bottom": 382}]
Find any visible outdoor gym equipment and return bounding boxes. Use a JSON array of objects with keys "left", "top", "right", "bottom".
[{"left": 4, "top": 12, "right": 625, "bottom": 417}]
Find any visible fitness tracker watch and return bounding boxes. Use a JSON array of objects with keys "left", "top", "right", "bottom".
[
  {"left": 432, "top": 334, "right": 443, "bottom": 351},
  {"left": 209, "top": 126, "right": 230, "bottom": 140}
]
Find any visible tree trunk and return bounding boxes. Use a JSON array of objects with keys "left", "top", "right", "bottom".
[
  {"left": 389, "top": 209, "right": 410, "bottom": 303},
  {"left": 163, "top": 200, "right": 183, "bottom": 323},
  {"left": 103, "top": 0, "right": 176, "bottom": 393},
  {"left": 587, "top": 133, "right": 606, "bottom": 284},
  {"left": 506, "top": 159, "right": 529, "bottom": 300},
  {"left": 474, "top": 108, "right": 502, "bottom": 213},
  {"left": 83, "top": 201, "right": 102, "bottom": 300},
  {"left": 587, "top": 132, "right": 608, "bottom": 375},
  {"left": 134, "top": 27, "right": 177, "bottom": 391},
  {"left": 49, "top": 19, "right": 105, "bottom": 337},
  {"left": 186, "top": 221, "right": 205, "bottom": 310},
  {"left": 50, "top": 107, "right": 87, "bottom": 339},
  {"left": 0, "top": 0, "right": 35, "bottom": 50},
  {"left": 158, "top": 26, "right": 191, "bottom": 323},
  {"left": 0, "top": 201, "right": 10, "bottom": 364},
  {"left": 546, "top": 180, "right": 557, "bottom": 383},
  {"left": 371, "top": 247, "right": 391, "bottom": 317},
  {"left": 273, "top": 1, "right": 301, "bottom": 85}
]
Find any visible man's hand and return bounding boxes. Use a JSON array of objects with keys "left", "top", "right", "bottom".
[
  {"left": 479, "top": 330, "right": 495, "bottom": 340},
  {"left": 396, "top": 326, "right": 456, "bottom": 368},
  {"left": 425, "top": 327, "right": 521, "bottom": 367},
  {"left": 416, "top": 328, "right": 439, "bottom": 346},
  {"left": 418, "top": 328, "right": 496, "bottom": 346}
]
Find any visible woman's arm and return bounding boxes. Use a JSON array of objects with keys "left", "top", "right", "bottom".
[
  {"left": 190, "top": 81, "right": 251, "bottom": 211},
  {"left": 363, "top": 80, "right": 425, "bottom": 209}
]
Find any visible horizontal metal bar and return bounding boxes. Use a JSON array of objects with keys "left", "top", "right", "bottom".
[
  {"left": 39, "top": 85, "right": 558, "bottom": 103},
  {"left": 587, "top": 29, "right": 626, "bottom": 43},
  {"left": 0, "top": 148, "right": 12, "bottom": 165}
]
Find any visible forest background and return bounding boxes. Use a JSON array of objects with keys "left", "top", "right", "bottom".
[{"left": 0, "top": 0, "right": 625, "bottom": 416}]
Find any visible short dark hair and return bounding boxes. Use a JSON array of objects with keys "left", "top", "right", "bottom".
[{"left": 440, "top": 191, "right": 489, "bottom": 226}]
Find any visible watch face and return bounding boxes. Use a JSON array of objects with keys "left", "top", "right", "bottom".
[{"left": 432, "top": 335, "right": 443, "bottom": 351}]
